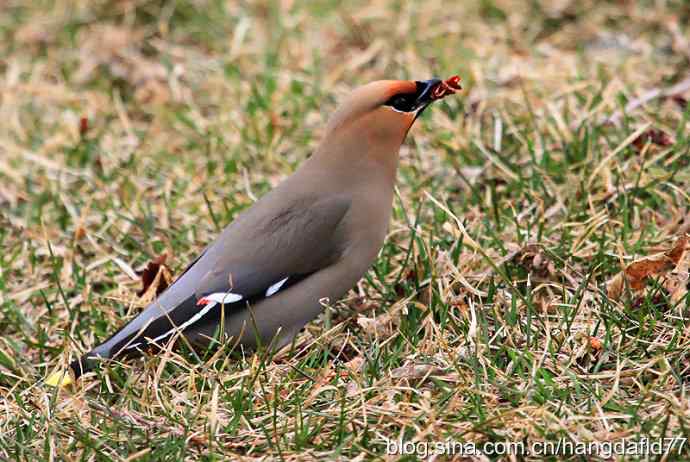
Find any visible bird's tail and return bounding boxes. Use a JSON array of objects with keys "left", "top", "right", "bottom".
[
  {"left": 45, "top": 354, "right": 110, "bottom": 387},
  {"left": 44, "top": 294, "right": 200, "bottom": 388}
]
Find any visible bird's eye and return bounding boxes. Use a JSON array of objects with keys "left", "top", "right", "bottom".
[{"left": 384, "top": 94, "right": 416, "bottom": 112}]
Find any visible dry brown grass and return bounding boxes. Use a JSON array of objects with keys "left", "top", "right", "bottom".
[{"left": 1, "top": 0, "right": 689, "bottom": 460}]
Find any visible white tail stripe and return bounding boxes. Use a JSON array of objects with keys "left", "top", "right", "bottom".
[
  {"left": 126, "top": 291, "right": 242, "bottom": 350},
  {"left": 266, "top": 277, "right": 288, "bottom": 297}
]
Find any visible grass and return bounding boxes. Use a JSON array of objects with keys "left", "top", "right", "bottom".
[{"left": 1, "top": 0, "right": 690, "bottom": 460}]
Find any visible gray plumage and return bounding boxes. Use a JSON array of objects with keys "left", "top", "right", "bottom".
[{"left": 47, "top": 77, "right": 461, "bottom": 385}]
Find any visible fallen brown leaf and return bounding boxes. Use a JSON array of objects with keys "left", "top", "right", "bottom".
[
  {"left": 451, "top": 298, "right": 470, "bottom": 318},
  {"left": 672, "top": 95, "right": 688, "bottom": 110},
  {"left": 390, "top": 363, "right": 443, "bottom": 380},
  {"left": 73, "top": 225, "right": 86, "bottom": 241},
  {"left": 667, "top": 234, "right": 688, "bottom": 264},
  {"left": 666, "top": 236, "right": 689, "bottom": 304},
  {"left": 339, "top": 356, "right": 364, "bottom": 378},
  {"left": 632, "top": 129, "right": 673, "bottom": 152},
  {"left": 138, "top": 253, "right": 172, "bottom": 298},
  {"left": 356, "top": 313, "right": 394, "bottom": 336},
  {"left": 624, "top": 259, "right": 673, "bottom": 291},
  {"left": 607, "top": 234, "right": 688, "bottom": 300},
  {"left": 79, "top": 117, "right": 89, "bottom": 137},
  {"left": 514, "top": 243, "right": 557, "bottom": 278},
  {"left": 589, "top": 336, "right": 603, "bottom": 351}
]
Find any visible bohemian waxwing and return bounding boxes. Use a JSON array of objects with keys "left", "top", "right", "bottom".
[{"left": 46, "top": 76, "right": 462, "bottom": 387}]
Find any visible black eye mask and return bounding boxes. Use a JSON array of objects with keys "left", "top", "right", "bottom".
[{"left": 384, "top": 93, "right": 417, "bottom": 112}]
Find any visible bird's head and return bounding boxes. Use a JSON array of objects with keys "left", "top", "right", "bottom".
[{"left": 320, "top": 76, "right": 461, "bottom": 163}]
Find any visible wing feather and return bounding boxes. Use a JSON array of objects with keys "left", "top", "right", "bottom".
[{"left": 83, "top": 194, "right": 351, "bottom": 360}]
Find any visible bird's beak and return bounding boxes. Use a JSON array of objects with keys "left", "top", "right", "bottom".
[
  {"left": 413, "top": 76, "right": 462, "bottom": 117},
  {"left": 414, "top": 79, "right": 443, "bottom": 109}
]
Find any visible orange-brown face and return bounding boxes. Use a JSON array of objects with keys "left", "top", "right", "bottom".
[
  {"left": 372, "top": 81, "right": 420, "bottom": 135},
  {"left": 320, "top": 77, "right": 461, "bottom": 163},
  {"left": 382, "top": 77, "right": 460, "bottom": 112},
  {"left": 326, "top": 77, "right": 461, "bottom": 135},
  {"left": 366, "top": 77, "right": 461, "bottom": 138}
]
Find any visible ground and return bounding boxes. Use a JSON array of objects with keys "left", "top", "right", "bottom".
[{"left": 1, "top": 1, "right": 690, "bottom": 461}]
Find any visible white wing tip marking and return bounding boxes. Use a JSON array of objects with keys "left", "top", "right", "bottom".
[
  {"left": 206, "top": 292, "right": 243, "bottom": 304},
  {"left": 125, "top": 291, "right": 242, "bottom": 350},
  {"left": 266, "top": 277, "right": 288, "bottom": 297}
]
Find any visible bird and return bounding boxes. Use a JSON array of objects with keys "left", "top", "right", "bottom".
[{"left": 45, "top": 75, "right": 462, "bottom": 387}]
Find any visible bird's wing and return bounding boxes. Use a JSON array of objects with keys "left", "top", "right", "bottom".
[
  {"left": 194, "top": 193, "right": 351, "bottom": 300},
  {"left": 83, "top": 194, "right": 351, "bottom": 360}
]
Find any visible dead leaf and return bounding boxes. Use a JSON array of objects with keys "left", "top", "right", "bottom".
[
  {"left": 451, "top": 298, "right": 469, "bottom": 318},
  {"left": 357, "top": 313, "right": 393, "bottom": 336},
  {"left": 624, "top": 258, "right": 673, "bottom": 290},
  {"left": 666, "top": 236, "right": 689, "bottom": 304},
  {"left": 79, "top": 117, "right": 89, "bottom": 137},
  {"left": 632, "top": 129, "right": 673, "bottom": 152},
  {"left": 393, "top": 268, "right": 417, "bottom": 297},
  {"left": 341, "top": 356, "right": 364, "bottom": 375},
  {"left": 667, "top": 234, "right": 687, "bottom": 264},
  {"left": 350, "top": 296, "right": 377, "bottom": 313},
  {"left": 608, "top": 234, "right": 688, "bottom": 300},
  {"left": 606, "top": 272, "right": 625, "bottom": 300},
  {"left": 514, "top": 243, "right": 556, "bottom": 278},
  {"left": 345, "top": 380, "right": 360, "bottom": 397},
  {"left": 138, "top": 253, "right": 172, "bottom": 298},
  {"left": 390, "top": 363, "right": 443, "bottom": 380},
  {"left": 631, "top": 291, "right": 668, "bottom": 310},
  {"left": 589, "top": 336, "right": 603, "bottom": 351},
  {"left": 671, "top": 95, "right": 688, "bottom": 110},
  {"left": 73, "top": 225, "right": 86, "bottom": 241},
  {"left": 665, "top": 276, "right": 688, "bottom": 305}
]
